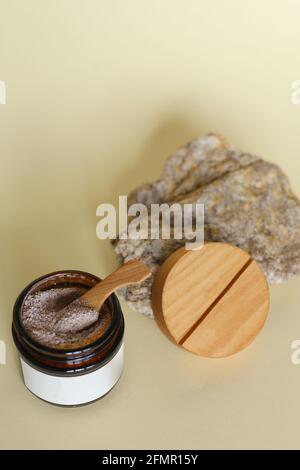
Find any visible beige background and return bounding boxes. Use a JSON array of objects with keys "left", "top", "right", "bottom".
[{"left": 0, "top": 0, "right": 300, "bottom": 450}]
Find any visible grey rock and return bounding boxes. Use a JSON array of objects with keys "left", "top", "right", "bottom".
[{"left": 112, "top": 133, "right": 300, "bottom": 318}]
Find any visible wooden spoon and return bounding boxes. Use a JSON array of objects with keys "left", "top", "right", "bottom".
[{"left": 54, "top": 260, "right": 151, "bottom": 333}]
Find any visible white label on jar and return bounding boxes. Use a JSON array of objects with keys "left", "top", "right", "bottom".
[{"left": 20, "top": 343, "right": 124, "bottom": 405}]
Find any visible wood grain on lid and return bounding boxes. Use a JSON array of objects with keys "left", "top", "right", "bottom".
[{"left": 152, "top": 243, "right": 269, "bottom": 358}]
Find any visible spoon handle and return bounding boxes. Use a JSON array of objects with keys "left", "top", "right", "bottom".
[{"left": 81, "top": 260, "right": 151, "bottom": 311}]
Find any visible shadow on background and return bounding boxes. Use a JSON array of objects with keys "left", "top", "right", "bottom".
[{"left": 110, "top": 115, "right": 199, "bottom": 203}]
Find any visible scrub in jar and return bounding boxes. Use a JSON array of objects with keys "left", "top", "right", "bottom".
[{"left": 21, "top": 285, "right": 111, "bottom": 349}]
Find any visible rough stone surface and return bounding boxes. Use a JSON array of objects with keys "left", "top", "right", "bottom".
[{"left": 111, "top": 133, "right": 300, "bottom": 318}]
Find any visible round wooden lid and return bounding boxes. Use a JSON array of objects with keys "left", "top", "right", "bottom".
[{"left": 152, "top": 243, "right": 269, "bottom": 358}]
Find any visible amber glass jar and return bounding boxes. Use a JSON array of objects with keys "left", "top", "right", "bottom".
[{"left": 12, "top": 270, "right": 124, "bottom": 406}]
